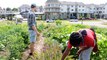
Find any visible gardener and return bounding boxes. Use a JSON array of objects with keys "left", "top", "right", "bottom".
[
  {"left": 61, "top": 28, "right": 98, "bottom": 60},
  {"left": 27, "top": 4, "right": 40, "bottom": 55}
]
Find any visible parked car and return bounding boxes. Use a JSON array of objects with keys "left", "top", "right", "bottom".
[
  {"left": 70, "top": 16, "right": 77, "bottom": 19},
  {"left": 70, "top": 19, "right": 78, "bottom": 22},
  {"left": 70, "top": 16, "right": 78, "bottom": 22},
  {"left": 46, "top": 19, "right": 54, "bottom": 23}
]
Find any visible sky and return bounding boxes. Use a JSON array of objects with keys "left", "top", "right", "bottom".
[{"left": 0, "top": 0, "right": 107, "bottom": 8}]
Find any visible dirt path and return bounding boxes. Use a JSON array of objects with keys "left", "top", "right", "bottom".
[{"left": 21, "top": 34, "right": 44, "bottom": 60}]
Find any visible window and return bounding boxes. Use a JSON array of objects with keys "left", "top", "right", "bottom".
[
  {"left": 61, "top": 9, "right": 63, "bottom": 11},
  {"left": 56, "top": 4, "right": 58, "bottom": 7},
  {"left": 67, "top": 5, "right": 70, "bottom": 7},
  {"left": 99, "top": 11, "right": 102, "bottom": 13},
  {"left": 51, "top": 4, "right": 54, "bottom": 7},
  {"left": 94, "top": 8, "right": 95, "bottom": 10},
  {"left": 49, "top": 9, "right": 50, "bottom": 11},
  {"left": 82, "top": 6, "right": 84, "bottom": 7},
  {"left": 103, "top": 8, "right": 105, "bottom": 10},
  {"left": 71, "top": 5, "right": 73, "bottom": 7},
  {"left": 103, "top": 11, "right": 105, "bottom": 13},
  {"left": 58, "top": 4, "right": 60, "bottom": 7},
  {"left": 79, "top": 6, "right": 81, "bottom": 7},
  {"left": 82, "top": 9, "right": 84, "bottom": 11},
  {"left": 48, "top": 4, "right": 50, "bottom": 7},
  {"left": 71, "top": 9, "right": 74, "bottom": 11}
]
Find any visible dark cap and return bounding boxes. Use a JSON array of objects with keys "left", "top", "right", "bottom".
[{"left": 31, "top": 4, "right": 36, "bottom": 8}]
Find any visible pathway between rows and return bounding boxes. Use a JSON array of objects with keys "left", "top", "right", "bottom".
[{"left": 21, "top": 34, "right": 44, "bottom": 60}]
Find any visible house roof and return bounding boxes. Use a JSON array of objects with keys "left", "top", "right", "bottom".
[{"left": 60, "top": 1, "right": 85, "bottom": 6}]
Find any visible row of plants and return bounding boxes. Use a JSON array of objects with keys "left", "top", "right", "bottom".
[
  {"left": 0, "top": 20, "right": 107, "bottom": 60},
  {"left": 42, "top": 20, "right": 107, "bottom": 60},
  {"left": 0, "top": 21, "right": 29, "bottom": 60},
  {"left": 27, "top": 38, "right": 62, "bottom": 60}
]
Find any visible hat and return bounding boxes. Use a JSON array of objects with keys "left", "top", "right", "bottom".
[{"left": 31, "top": 4, "right": 36, "bottom": 8}]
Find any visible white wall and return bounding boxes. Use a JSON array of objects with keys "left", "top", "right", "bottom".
[
  {"left": 77, "top": 5, "right": 86, "bottom": 13},
  {"left": 104, "top": 4, "right": 107, "bottom": 14},
  {"left": 88, "top": 5, "right": 96, "bottom": 13},
  {"left": 60, "top": 4, "right": 67, "bottom": 12},
  {"left": 69, "top": 5, "right": 75, "bottom": 13},
  {"left": 60, "top": 4, "right": 90, "bottom": 13}
]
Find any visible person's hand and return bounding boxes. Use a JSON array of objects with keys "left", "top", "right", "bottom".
[
  {"left": 76, "top": 50, "right": 81, "bottom": 56},
  {"left": 37, "top": 31, "right": 40, "bottom": 36}
]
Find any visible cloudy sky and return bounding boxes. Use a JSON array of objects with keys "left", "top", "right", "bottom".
[{"left": 0, "top": 0, "right": 107, "bottom": 8}]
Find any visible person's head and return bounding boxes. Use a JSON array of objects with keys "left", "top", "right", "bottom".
[
  {"left": 31, "top": 4, "right": 36, "bottom": 12},
  {"left": 69, "top": 32, "right": 83, "bottom": 47}
]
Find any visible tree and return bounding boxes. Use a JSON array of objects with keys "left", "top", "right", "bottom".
[
  {"left": 12, "top": 8, "right": 18, "bottom": 12},
  {"left": 94, "top": 14, "right": 97, "bottom": 19},
  {"left": 79, "top": 14, "right": 83, "bottom": 19},
  {"left": 6, "top": 7, "right": 11, "bottom": 11},
  {"left": 86, "top": 13, "right": 90, "bottom": 18}
]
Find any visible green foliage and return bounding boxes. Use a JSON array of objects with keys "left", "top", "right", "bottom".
[
  {"left": 90, "top": 27, "right": 107, "bottom": 60},
  {"left": 0, "top": 21, "right": 107, "bottom": 60},
  {"left": 55, "top": 20, "right": 62, "bottom": 26},
  {"left": 43, "top": 24, "right": 90, "bottom": 54},
  {"left": 43, "top": 23, "right": 107, "bottom": 59},
  {"left": 0, "top": 21, "right": 29, "bottom": 60},
  {"left": 30, "top": 38, "right": 62, "bottom": 60},
  {"left": 86, "top": 13, "right": 90, "bottom": 18},
  {"left": 37, "top": 23, "right": 46, "bottom": 32}
]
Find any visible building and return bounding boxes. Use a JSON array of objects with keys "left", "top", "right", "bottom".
[
  {"left": 0, "top": 7, "right": 18, "bottom": 19},
  {"left": 96, "top": 3, "right": 107, "bottom": 19},
  {"left": 104, "top": 3, "right": 107, "bottom": 18},
  {"left": 45, "top": 0, "right": 107, "bottom": 19},
  {"left": 19, "top": 4, "right": 45, "bottom": 19},
  {"left": 60, "top": 2, "right": 88, "bottom": 19},
  {"left": 36, "top": 6, "right": 44, "bottom": 12},
  {"left": 0, "top": 7, "right": 18, "bottom": 15},
  {"left": 45, "top": 0, "right": 60, "bottom": 19},
  {"left": 19, "top": 4, "right": 44, "bottom": 13}
]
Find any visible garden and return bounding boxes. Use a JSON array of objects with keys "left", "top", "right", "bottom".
[{"left": 0, "top": 20, "right": 107, "bottom": 60}]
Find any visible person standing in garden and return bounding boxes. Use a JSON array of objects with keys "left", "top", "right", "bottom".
[
  {"left": 61, "top": 28, "right": 98, "bottom": 60},
  {"left": 27, "top": 4, "right": 40, "bottom": 55}
]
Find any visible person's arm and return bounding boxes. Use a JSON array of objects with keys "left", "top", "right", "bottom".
[
  {"left": 29, "top": 14, "right": 40, "bottom": 35},
  {"left": 76, "top": 46, "right": 90, "bottom": 55},
  {"left": 61, "top": 47, "right": 71, "bottom": 60},
  {"left": 32, "top": 26, "right": 40, "bottom": 35}
]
